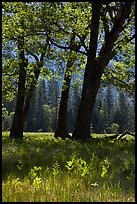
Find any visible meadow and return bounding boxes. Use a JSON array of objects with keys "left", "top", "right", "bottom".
[{"left": 2, "top": 132, "right": 135, "bottom": 202}]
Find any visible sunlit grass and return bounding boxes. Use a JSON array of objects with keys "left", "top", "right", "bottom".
[{"left": 2, "top": 132, "right": 135, "bottom": 202}]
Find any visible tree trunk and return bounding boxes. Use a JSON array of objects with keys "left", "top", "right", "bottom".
[
  {"left": 54, "top": 59, "right": 73, "bottom": 139},
  {"left": 72, "top": 2, "right": 132, "bottom": 141},
  {"left": 9, "top": 94, "right": 25, "bottom": 138},
  {"left": 72, "top": 2, "right": 102, "bottom": 140},
  {"left": 72, "top": 63, "right": 102, "bottom": 140},
  {"left": 9, "top": 29, "right": 49, "bottom": 138},
  {"left": 9, "top": 66, "right": 41, "bottom": 139},
  {"left": 9, "top": 96, "right": 31, "bottom": 139},
  {"left": 54, "top": 34, "right": 80, "bottom": 139},
  {"left": 54, "top": 79, "right": 71, "bottom": 139},
  {"left": 9, "top": 36, "right": 27, "bottom": 138}
]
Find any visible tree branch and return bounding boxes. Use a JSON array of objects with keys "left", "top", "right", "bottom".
[
  {"left": 114, "top": 33, "right": 135, "bottom": 49},
  {"left": 101, "top": 8, "right": 110, "bottom": 41},
  {"left": 39, "top": 36, "right": 50, "bottom": 67},
  {"left": 77, "top": 35, "right": 88, "bottom": 53},
  {"left": 97, "top": 2, "right": 132, "bottom": 70},
  {"left": 54, "top": 22, "right": 70, "bottom": 35},
  {"left": 26, "top": 50, "right": 39, "bottom": 64},
  {"left": 50, "top": 39, "right": 87, "bottom": 55},
  {"left": 104, "top": 68, "right": 134, "bottom": 92}
]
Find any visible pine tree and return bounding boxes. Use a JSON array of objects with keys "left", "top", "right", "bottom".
[{"left": 113, "top": 91, "right": 129, "bottom": 133}]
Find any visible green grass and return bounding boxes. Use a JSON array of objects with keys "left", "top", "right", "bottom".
[{"left": 2, "top": 132, "right": 135, "bottom": 202}]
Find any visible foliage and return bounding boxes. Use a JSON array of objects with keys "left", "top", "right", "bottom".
[
  {"left": 2, "top": 104, "right": 8, "bottom": 121},
  {"left": 100, "top": 157, "right": 111, "bottom": 178},
  {"left": 2, "top": 2, "right": 58, "bottom": 100},
  {"left": 110, "top": 123, "right": 119, "bottom": 134},
  {"left": 2, "top": 2, "right": 135, "bottom": 99},
  {"left": 2, "top": 111, "right": 15, "bottom": 131},
  {"left": 2, "top": 132, "right": 135, "bottom": 202}
]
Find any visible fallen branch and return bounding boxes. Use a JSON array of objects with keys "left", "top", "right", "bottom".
[
  {"left": 105, "top": 134, "right": 119, "bottom": 140},
  {"left": 104, "top": 130, "right": 135, "bottom": 140},
  {"left": 117, "top": 131, "right": 135, "bottom": 140}
]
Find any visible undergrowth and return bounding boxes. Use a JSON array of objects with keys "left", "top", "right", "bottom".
[{"left": 2, "top": 132, "right": 135, "bottom": 202}]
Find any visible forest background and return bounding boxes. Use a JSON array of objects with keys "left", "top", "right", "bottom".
[{"left": 2, "top": 78, "right": 135, "bottom": 134}]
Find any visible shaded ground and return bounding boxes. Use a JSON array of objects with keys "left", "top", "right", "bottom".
[{"left": 2, "top": 132, "right": 135, "bottom": 194}]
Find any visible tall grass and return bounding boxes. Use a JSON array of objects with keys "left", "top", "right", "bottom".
[{"left": 2, "top": 132, "right": 135, "bottom": 202}]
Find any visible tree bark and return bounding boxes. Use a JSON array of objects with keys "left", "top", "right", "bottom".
[
  {"left": 54, "top": 34, "right": 81, "bottom": 139},
  {"left": 72, "top": 64, "right": 102, "bottom": 140},
  {"left": 72, "top": 2, "right": 102, "bottom": 140},
  {"left": 9, "top": 35, "right": 49, "bottom": 139},
  {"left": 54, "top": 72, "right": 71, "bottom": 139},
  {"left": 9, "top": 65, "right": 42, "bottom": 138},
  {"left": 9, "top": 36, "right": 27, "bottom": 138},
  {"left": 54, "top": 50, "right": 75, "bottom": 139},
  {"left": 72, "top": 2, "right": 132, "bottom": 141}
]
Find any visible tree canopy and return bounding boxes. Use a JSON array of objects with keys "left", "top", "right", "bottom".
[
  {"left": 2, "top": 2, "right": 135, "bottom": 96},
  {"left": 2, "top": 2, "right": 135, "bottom": 139}
]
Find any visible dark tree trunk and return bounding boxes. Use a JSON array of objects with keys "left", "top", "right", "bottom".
[
  {"left": 54, "top": 57, "right": 74, "bottom": 139},
  {"left": 9, "top": 67, "right": 41, "bottom": 139},
  {"left": 54, "top": 34, "right": 81, "bottom": 139},
  {"left": 72, "top": 2, "right": 102, "bottom": 140},
  {"left": 9, "top": 96, "right": 25, "bottom": 138},
  {"left": 9, "top": 36, "right": 27, "bottom": 138},
  {"left": 72, "top": 2, "right": 132, "bottom": 141},
  {"left": 9, "top": 96, "right": 31, "bottom": 139},
  {"left": 72, "top": 63, "right": 102, "bottom": 140},
  {"left": 9, "top": 43, "right": 47, "bottom": 139},
  {"left": 54, "top": 76, "right": 71, "bottom": 139}
]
